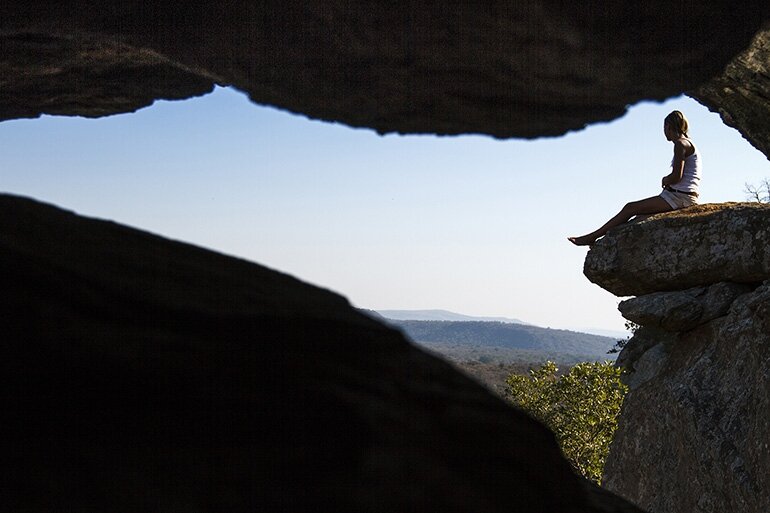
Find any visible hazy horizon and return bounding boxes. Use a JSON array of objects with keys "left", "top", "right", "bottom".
[{"left": 370, "top": 307, "right": 628, "bottom": 337}]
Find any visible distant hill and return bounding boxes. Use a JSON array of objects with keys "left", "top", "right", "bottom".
[
  {"left": 375, "top": 309, "right": 529, "bottom": 324},
  {"left": 382, "top": 319, "right": 615, "bottom": 361},
  {"left": 358, "top": 310, "right": 617, "bottom": 394}
]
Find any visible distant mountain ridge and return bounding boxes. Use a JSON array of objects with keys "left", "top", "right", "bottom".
[
  {"left": 375, "top": 309, "right": 529, "bottom": 324},
  {"left": 371, "top": 309, "right": 629, "bottom": 341},
  {"left": 359, "top": 309, "right": 619, "bottom": 361},
  {"left": 376, "top": 319, "right": 615, "bottom": 361}
]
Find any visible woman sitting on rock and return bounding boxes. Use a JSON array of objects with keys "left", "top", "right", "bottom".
[{"left": 568, "top": 110, "right": 701, "bottom": 246}]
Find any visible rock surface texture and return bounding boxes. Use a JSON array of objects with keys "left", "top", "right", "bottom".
[
  {"left": 583, "top": 203, "right": 770, "bottom": 296},
  {"left": 1, "top": 194, "right": 643, "bottom": 512},
  {"left": 0, "top": 1, "right": 768, "bottom": 140},
  {"left": 585, "top": 203, "right": 770, "bottom": 513}
]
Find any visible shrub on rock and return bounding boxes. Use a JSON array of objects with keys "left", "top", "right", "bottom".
[{"left": 506, "top": 361, "right": 628, "bottom": 484}]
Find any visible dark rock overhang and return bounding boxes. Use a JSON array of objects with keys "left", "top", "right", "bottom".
[
  {"left": 692, "top": 25, "right": 770, "bottom": 159},
  {"left": 1, "top": 1, "right": 768, "bottom": 147}
]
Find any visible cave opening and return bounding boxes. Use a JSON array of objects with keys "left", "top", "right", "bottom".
[
  {"left": 3, "top": 5, "right": 770, "bottom": 512},
  {"left": 2, "top": 85, "right": 767, "bottom": 337}
]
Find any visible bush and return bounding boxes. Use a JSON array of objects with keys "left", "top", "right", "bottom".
[{"left": 505, "top": 361, "right": 628, "bottom": 484}]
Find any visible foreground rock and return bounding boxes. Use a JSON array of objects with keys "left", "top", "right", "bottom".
[
  {"left": 1, "top": 194, "right": 642, "bottom": 512},
  {"left": 583, "top": 203, "right": 770, "bottom": 297},
  {"left": 0, "top": 2, "right": 768, "bottom": 141},
  {"left": 589, "top": 203, "right": 770, "bottom": 513}
]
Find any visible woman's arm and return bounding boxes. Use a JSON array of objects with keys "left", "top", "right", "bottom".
[{"left": 662, "top": 140, "right": 687, "bottom": 187}]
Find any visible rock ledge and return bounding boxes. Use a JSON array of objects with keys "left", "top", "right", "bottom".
[{"left": 584, "top": 203, "right": 770, "bottom": 297}]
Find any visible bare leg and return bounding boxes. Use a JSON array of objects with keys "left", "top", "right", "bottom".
[{"left": 568, "top": 196, "right": 673, "bottom": 246}]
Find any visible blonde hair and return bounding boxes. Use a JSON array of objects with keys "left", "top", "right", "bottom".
[{"left": 664, "top": 110, "right": 689, "bottom": 137}]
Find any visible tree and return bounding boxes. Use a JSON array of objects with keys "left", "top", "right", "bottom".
[
  {"left": 607, "top": 319, "right": 639, "bottom": 354},
  {"left": 745, "top": 178, "right": 770, "bottom": 203},
  {"left": 505, "top": 361, "right": 628, "bottom": 484}
]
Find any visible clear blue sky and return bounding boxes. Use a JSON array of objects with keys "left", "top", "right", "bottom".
[{"left": 2, "top": 87, "right": 768, "bottom": 333}]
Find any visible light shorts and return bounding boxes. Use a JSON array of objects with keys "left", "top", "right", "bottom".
[{"left": 660, "top": 188, "right": 699, "bottom": 209}]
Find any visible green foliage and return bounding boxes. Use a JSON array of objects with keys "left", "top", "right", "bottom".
[{"left": 505, "top": 361, "right": 628, "bottom": 484}]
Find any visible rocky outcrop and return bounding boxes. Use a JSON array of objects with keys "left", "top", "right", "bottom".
[
  {"left": 585, "top": 203, "right": 770, "bottom": 513},
  {"left": 583, "top": 203, "right": 770, "bottom": 296},
  {"left": 1, "top": 194, "right": 642, "bottom": 512},
  {"left": 0, "top": 2, "right": 768, "bottom": 140}
]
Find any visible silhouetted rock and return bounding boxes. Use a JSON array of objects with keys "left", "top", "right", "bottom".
[
  {"left": 1, "top": 194, "right": 642, "bottom": 512},
  {"left": 0, "top": 2, "right": 767, "bottom": 141},
  {"left": 0, "top": 32, "right": 216, "bottom": 120},
  {"left": 584, "top": 203, "right": 770, "bottom": 297}
]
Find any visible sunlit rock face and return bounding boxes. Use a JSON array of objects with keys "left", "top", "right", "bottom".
[
  {"left": 583, "top": 203, "right": 770, "bottom": 296},
  {"left": 0, "top": 1, "right": 767, "bottom": 139},
  {"left": 1, "top": 194, "right": 643, "bottom": 512},
  {"left": 586, "top": 204, "right": 770, "bottom": 513}
]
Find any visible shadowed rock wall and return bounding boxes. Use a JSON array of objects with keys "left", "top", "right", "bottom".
[{"left": 0, "top": 1, "right": 768, "bottom": 140}]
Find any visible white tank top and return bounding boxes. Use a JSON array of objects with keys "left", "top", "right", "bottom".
[{"left": 671, "top": 141, "right": 701, "bottom": 193}]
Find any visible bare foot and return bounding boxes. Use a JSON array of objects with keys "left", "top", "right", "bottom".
[{"left": 568, "top": 235, "right": 596, "bottom": 246}]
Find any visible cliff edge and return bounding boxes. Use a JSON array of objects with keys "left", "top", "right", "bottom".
[{"left": 585, "top": 203, "right": 770, "bottom": 513}]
